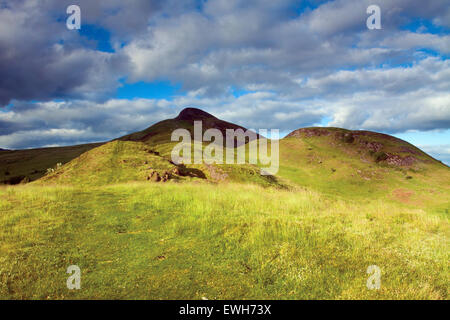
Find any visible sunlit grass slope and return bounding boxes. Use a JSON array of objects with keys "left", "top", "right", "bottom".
[
  {"left": 277, "top": 129, "right": 450, "bottom": 210},
  {"left": 38, "top": 140, "right": 282, "bottom": 187},
  {"left": 0, "top": 183, "right": 448, "bottom": 299}
]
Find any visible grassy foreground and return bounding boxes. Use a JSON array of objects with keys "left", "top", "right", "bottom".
[{"left": 0, "top": 182, "right": 448, "bottom": 299}]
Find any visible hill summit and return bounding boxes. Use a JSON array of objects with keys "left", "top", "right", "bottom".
[
  {"left": 119, "top": 107, "right": 255, "bottom": 144},
  {"left": 175, "top": 107, "right": 217, "bottom": 121}
]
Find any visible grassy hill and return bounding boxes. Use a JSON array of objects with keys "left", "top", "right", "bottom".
[
  {"left": 278, "top": 127, "right": 450, "bottom": 212},
  {"left": 0, "top": 143, "right": 104, "bottom": 185},
  {"left": 27, "top": 109, "right": 450, "bottom": 211},
  {"left": 38, "top": 140, "right": 279, "bottom": 188},
  {"left": 0, "top": 108, "right": 448, "bottom": 299}
]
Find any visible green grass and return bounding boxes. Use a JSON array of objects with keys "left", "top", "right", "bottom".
[
  {"left": 0, "top": 182, "right": 448, "bottom": 299},
  {"left": 39, "top": 141, "right": 176, "bottom": 186}
]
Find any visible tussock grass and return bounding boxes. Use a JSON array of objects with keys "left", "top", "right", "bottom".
[{"left": 0, "top": 183, "right": 448, "bottom": 299}]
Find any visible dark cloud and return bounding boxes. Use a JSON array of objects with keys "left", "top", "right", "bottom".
[{"left": 0, "top": 0, "right": 130, "bottom": 106}]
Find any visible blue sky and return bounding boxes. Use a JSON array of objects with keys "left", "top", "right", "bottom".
[
  {"left": 0, "top": 0, "right": 449, "bottom": 164},
  {"left": 79, "top": 24, "right": 115, "bottom": 52},
  {"left": 116, "top": 80, "right": 181, "bottom": 100}
]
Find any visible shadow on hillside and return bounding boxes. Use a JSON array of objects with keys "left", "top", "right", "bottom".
[
  {"left": 177, "top": 166, "right": 207, "bottom": 179},
  {"left": 1, "top": 175, "right": 27, "bottom": 185}
]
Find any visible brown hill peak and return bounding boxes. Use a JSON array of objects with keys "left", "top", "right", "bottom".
[{"left": 175, "top": 108, "right": 217, "bottom": 121}]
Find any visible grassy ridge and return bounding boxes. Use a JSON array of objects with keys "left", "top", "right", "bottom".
[{"left": 0, "top": 183, "right": 448, "bottom": 299}]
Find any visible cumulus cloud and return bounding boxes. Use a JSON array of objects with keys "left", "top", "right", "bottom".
[
  {"left": 293, "top": 57, "right": 450, "bottom": 132},
  {"left": 0, "top": 98, "right": 175, "bottom": 148},
  {"left": 121, "top": 0, "right": 450, "bottom": 96}
]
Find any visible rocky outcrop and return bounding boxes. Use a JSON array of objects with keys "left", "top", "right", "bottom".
[
  {"left": 385, "top": 154, "right": 417, "bottom": 166},
  {"left": 287, "top": 128, "right": 333, "bottom": 138}
]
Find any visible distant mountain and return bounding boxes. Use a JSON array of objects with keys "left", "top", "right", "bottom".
[{"left": 2, "top": 108, "right": 449, "bottom": 204}]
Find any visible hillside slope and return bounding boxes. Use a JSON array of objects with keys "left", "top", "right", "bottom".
[
  {"left": 277, "top": 127, "right": 450, "bottom": 212},
  {"left": 39, "top": 140, "right": 279, "bottom": 187},
  {"left": 37, "top": 108, "right": 279, "bottom": 187},
  {"left": 2, "top": 107, "right": 449, "bottom": 210}
]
